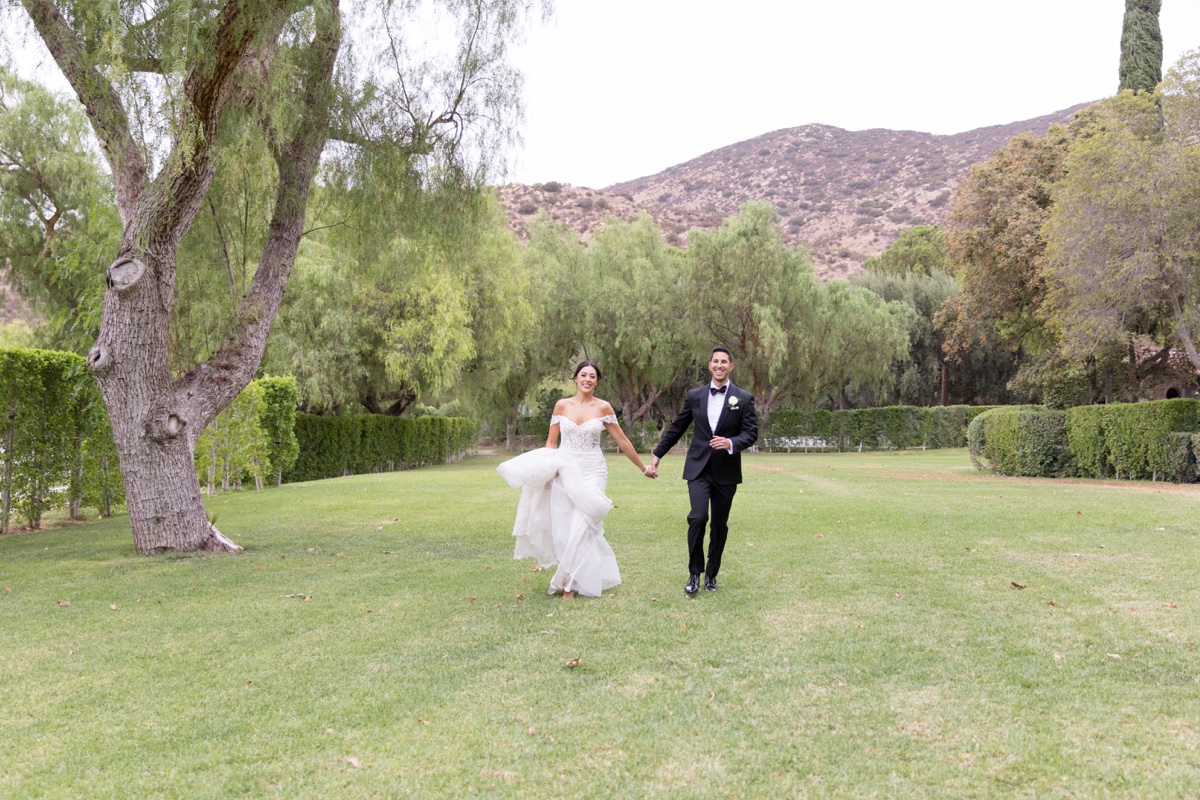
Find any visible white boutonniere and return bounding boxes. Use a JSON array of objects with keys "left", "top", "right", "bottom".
[{"left": 727, "top": 395, "right": 739, "bottom": 409}]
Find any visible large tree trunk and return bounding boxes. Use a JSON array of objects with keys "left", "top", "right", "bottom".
[{"left": 23, "top": 0, "right": 341, "bottom": 554}]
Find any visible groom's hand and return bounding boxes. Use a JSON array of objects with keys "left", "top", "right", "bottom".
[
  {"left": 710, "top": 436, "right": 732, "bottom": 451},
  {"left": 644, "top": 464, "right": 658, "bottom": 478}
]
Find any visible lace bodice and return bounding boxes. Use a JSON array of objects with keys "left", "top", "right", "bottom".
[{"left": 552, "top": 414, "right": 617, "bottom": 452}]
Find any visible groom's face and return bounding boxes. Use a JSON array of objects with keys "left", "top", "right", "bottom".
[{"left": 709, "top": 352, "right": 732, "bottom": 385}]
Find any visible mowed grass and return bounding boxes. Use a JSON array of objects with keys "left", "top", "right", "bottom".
[{"left": 3, "top": 449, "right": 1200, "bottom": 798}]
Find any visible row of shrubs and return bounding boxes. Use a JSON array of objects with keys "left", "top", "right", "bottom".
[
  {"left": 283, "top": 414, "right": 478, "bottom": 483},
  {"left": 0, "top": 347, "right": 122, "bottom": 531},
  {"left": 968, "top": 399, "right": 1200, "bottom": 481},
  {"left": 762, "top": 405, "right": 992, "bottom": 452}
]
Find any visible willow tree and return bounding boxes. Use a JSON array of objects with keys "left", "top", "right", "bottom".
[{"left": 8, "top": 0, "right": 534, "bottom": 553}]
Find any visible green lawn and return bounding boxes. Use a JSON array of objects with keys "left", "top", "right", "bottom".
[{"left": 3, "top": 449, "right": 1199, "bottom": 798}]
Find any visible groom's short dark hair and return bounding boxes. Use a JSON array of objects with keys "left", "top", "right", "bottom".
[{"left": 710, "top": 346, "right": 733, "bottom": 361}]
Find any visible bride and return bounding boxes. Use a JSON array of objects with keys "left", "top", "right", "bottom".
[{"left": 497, "top": 361, "right": 654, "bottom": 598}]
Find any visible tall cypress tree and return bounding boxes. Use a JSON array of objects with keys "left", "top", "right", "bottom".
[{"left": 1118, "top": 0, "right": 1163, "bottom": 93}]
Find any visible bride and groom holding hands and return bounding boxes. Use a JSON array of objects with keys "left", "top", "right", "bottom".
[{"left": 497, "top": 347, "right": 759, "bottom": 598}]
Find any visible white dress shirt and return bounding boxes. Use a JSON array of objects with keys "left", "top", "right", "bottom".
[{"left": 707, "top": 382, "right": 734, "bottom": 452}]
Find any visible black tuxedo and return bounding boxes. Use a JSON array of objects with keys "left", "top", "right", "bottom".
[{"left": 653, "top": 383, "right": 758, "bottom": 579}]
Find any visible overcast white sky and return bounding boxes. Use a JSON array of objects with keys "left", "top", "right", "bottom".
[
  {"left": 509, "top": 0, "right": 1200, "bottom": 188},
  {"left": 5, "top": 1, "right": 1197, "bottom": 191}
]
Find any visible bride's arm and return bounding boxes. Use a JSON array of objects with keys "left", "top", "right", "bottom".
[
  {"left": 546, "top": 400, "right": 565, "bottom": 448},
  {"left": 601, "top": 403, "right": 651, "bottom": 476}
]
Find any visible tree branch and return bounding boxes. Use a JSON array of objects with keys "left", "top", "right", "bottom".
[
  {"left": 20, "top": 0, "right": 147, "bottom": 222},
  {"left": 177, "top": 0, "right": 342, "bottom": 437}
]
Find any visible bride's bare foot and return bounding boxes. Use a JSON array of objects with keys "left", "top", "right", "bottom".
[{"left": 562, "top": 591, "right": 575, "bottom": 600}]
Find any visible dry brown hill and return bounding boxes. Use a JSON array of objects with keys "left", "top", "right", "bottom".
[{"left": 499, "top": 103, "right": 1091, "bottom": 278}]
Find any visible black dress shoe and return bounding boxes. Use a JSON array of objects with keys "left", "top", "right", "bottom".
[
  {"left": 685, "top": 574, "right": 700, "bottom": 595},
  {"left": 705, "top": 575, "right": 717, "bottom": 592}
]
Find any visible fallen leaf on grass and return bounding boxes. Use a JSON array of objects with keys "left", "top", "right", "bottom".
[
  {"left": 1156, "top": 527, "right": 1166, "bottom": 531},
  {"left": 1077, "top": 511, "right": 1084, "bottom": 516},
  {"left": 485, "top": 566, "right": 493, "bottom": 571},
  {"left": 346, "top": 757, "right": 362, "bottom": 769},
  {"left": 894, "top": 592, "right": 901, "bottom": 598},
  {"left": 1106, "top": 653, "right": 1122, "bottom": 659},
  {"left": 745, "top": 542, "right": 755, "bottom": 547},
  {"left": 566, "top": 658, "right": 581, "bottom": 668},
  {"left": 417, "top": 719, "right": 428, "bottom": 725},
  {"left": 1053, "top": 652, "right": 1064, "bottom": 661},
  {"left": 109, "top": 604, "right": 118, "bottom": 610},
  {"left": 56, "top": 601, "right": 70, "bottom": 606},
  {"left": 650, "top": 597, "right": 658, "bottom": 602},
  {"left": 709, "top": 689, "right": 715, "bottom": 699},
  {"left": 531, "top": 565, "right": 545, "bottom": 572},
  {"left": 516, "top": 594, "right": 526, "bottom": 601},
  {"left": 284, "top": 594, "right": 312, "bottom": 601},
  {"left": 306, "top": 548, "right": 315, "bottom": 553},
  {"left": 814, "top": 534, "right": 824, "bottom": 539},
  {"left": 366, "top": 609, "right": 378, "bottom": 614},
  {"left": 4, "top": 587, "right": 10, "bottom": 592},
  {"left": 1011, "top": 582, "right": 1026, "bottom": 590},
  {"left": 1048, "top": 599, "right": 1057, "bottom": 606},
  {"left": 1166, "top": 601, "right": 1178, "bottom": 609},
  {"left": 468, "top": 596, "right": 476, "bottom": 602},
  {"left": 246, "top": 680, "right": 253, "bottom": 685}
]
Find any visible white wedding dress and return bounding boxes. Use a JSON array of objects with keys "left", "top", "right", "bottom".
[{"left": 496, "top": 415, "right": 622, "bottom": 596}]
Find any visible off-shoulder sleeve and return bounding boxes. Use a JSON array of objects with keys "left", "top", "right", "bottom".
[{"left": 601, "top": 414, "right": 618, "bottom": 424}]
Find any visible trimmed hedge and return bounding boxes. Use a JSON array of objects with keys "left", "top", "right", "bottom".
[
  {"left": 0, "top": 346, "right": 119, "bottom": 530},
  {"left": 969, "top": 406, "right": 1071, "bottom": 477},
  {"left": 284, "top": 414, "right": 478, "bottom": 483},
  {"left": 971, "top": 399, "right": 1200, "bottom": 482},
  {"left": 763, "top": 405, "right": 990, "bottom": 452},
  {"left": 1065, "top": 399, "right": 1200, "bottom": 481}
]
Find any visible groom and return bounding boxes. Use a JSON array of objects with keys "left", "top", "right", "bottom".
[{"left": 648, "top": 347, "right": 758, "bottom": 595}]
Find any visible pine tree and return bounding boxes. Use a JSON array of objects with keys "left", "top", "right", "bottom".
[{"left": 1118, "top": 0, "right": 1163, "bottom": 93}]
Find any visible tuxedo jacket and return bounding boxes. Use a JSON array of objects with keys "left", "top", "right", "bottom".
[{"left": 653, "top": 383, "right": 758, "bottom": 484}]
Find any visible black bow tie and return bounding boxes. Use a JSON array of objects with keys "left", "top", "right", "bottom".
[{"left": 710, "top": 385, "right": 727, "bottom": 395}]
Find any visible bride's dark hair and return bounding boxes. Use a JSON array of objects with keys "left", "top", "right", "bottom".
[{"left": 573, "top": 361, "right": 602, "bottom": 381}]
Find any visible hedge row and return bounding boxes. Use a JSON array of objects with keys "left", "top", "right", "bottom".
[
  {"left": 0, "top": 347, "right": 122, "bottom": 531},
  {"left": 762, "top": 405, "right": 991, "bottom": 452},
  {"left": 969, "top": 399, "right": 1200, "bottom": 481},
  {"left": 284, "top": 414, "right": 478, "bottom": 483}
]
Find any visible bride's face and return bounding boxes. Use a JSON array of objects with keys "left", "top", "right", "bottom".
[{"left": 575, "top": 366, "right": 598, "bottom": 394}]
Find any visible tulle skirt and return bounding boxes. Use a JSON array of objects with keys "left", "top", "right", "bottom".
[{"left": 497, "top": 447, "right": 622, "bottom": 597}]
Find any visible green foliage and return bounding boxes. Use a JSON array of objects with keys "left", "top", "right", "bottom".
[
  {"left": 1064, "top": 399, "right": 1200, "bottom": 481},
  {"left": 1119, "top": 0, "right": 1163, "bottom": 93},
  {"left": 973, "top": 399, "right": 1200, "bottom": 481},
  {"left": 0, "top": 68, "right": 118, "bottom": 351},
  {"left": 0, "top": 346, "right": 114, "bottom": 529},
  {"left": 265, "top": 190, "right": 526, "bottom": 418},
  {"left": 284, "top": 414, "right": 478, "bottom": 483},
  {"left": 195, "top": 382, "right": 270, "bottom": 495},
  {"left": 1044, "top": 69, "right": 1200, "bottom": 380},
  {"left": 862, "top": 225, "right": 948, "bottom": 276},
  {"left": 764, "top": 405, "right": 989, "bottom": 452},
  {"left": 256, "top": 376, "right": 301, "bottom": 487},
  {"left": 686, "top": 202, "right": 910, "bottom": 412},
  {"left": 969, "top": 406, "right": 1071, "bottom": 478},
  {"left": 0, "top": 321, "right": 34, "bottom": 348}
]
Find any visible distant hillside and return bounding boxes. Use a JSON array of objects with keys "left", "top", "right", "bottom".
[{"left": 499, "top": 103, "right": 1091, "bottom": 277}]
